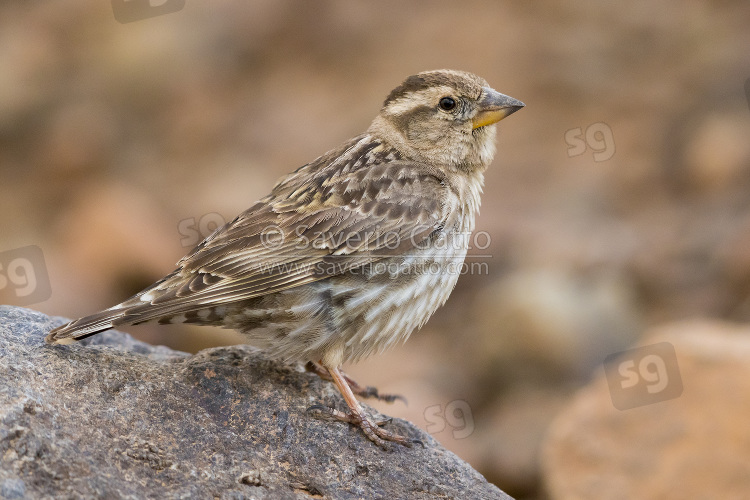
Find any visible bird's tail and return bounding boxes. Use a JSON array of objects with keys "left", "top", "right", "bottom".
[
  {"left": 44, "top": 271, "right": 180, "bottom": 344},
  {"left": 45, "top": 307, "right": 129, "bottom": 344},
  {"left": 45, "top": 270, "right": 229, "bottom": 344}
]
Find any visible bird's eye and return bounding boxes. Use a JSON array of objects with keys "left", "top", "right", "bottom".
[{"left": 438, "top": 97, "right": 456, "bottom": 111}]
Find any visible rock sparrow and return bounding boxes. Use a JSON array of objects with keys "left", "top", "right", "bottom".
[{"left": 47, "top": 69, "right": 524, "bottom": 447}]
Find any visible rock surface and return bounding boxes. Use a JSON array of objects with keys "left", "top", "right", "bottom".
[
  {"left": 0, "top": 306, "right": 510, "bottom": 500},
  {"left": 542, "top": 320, "right": 750, "bottom": 500}
]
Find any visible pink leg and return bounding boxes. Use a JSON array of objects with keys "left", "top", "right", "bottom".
[{"left": 305, "top": 361, "right": 406, "bottom": 404}]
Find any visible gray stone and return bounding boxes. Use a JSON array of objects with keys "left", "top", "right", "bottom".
[{"left": 0, "top": 306, "right": 510, "bottom": 500}]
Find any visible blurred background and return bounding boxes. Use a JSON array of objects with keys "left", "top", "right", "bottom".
[{"left": 1, "top": 1, "right": 750, "bottom": 498}]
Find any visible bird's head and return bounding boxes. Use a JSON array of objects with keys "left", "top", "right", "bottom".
[{"left": 370, "top": 69, "right": 524, "bottom": 171}]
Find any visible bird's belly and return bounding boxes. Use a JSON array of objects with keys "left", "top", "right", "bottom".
[
  {"left": 228, "top": 232, "right": 470, "bottom": 365},
  {"left": 333, "top": 245, "right": 467, "bottom": 362}
]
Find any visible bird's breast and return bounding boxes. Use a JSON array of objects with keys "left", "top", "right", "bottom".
[{"left": 328, "top": 211, "right": 476, "bottom": 361}]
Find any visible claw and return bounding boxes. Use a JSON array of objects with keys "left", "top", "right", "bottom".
[
  {"left": 305, "top": 404, "right": 328, "bottom": 416},
  {"left": 374, "top": 415, "right": 392, "bottom": 426},
  {"left": 356, "top": 385, "right": 408, "bottom": 404}
]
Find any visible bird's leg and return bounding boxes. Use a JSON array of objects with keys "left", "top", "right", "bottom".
[
  {"left": 305, "top": 361, "right": 406, "bottom": 404},
  {"left": 308, "top": 364, "right": 413, "bottom": 448}
]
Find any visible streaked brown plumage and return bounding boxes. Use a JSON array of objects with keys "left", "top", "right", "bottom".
[{"left": 46, "top": 70, "right": 524, "bottom": 447}]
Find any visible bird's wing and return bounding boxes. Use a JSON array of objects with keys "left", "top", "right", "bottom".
[
  {"left": 46, "top": 138, "right": 453, "bottom": 343},
  {"left": 113, "top": 158, "right": 450, "bottom": 323}
]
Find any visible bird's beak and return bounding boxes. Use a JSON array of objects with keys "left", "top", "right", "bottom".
[{"left": 472, "top": 88, "right": 525, "bottom": 129}]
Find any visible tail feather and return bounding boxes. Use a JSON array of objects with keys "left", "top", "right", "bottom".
[
  {"left": 45, "top": 269, "right": 184, "bottom": 344},
  {"left": 46, "top": 297, "right": 231, "bottom": 346},
  {"left": 45, "top": 269, "right": 236, "bottom": 344},
  {"left": 45, "top": 308, "right": 125, "bottom": 344}
]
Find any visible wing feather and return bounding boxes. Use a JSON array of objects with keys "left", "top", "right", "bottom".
[{"left": 115, "top": 157, "right": 448, "bottom": 323}]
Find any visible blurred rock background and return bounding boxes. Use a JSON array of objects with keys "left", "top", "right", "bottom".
[{"left": 1, "top": 1, "right": 749, "bottom": 498}]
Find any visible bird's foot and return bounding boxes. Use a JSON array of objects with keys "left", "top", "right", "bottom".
[{"left": 307, "top": 404, "right": 417, "bottom": 449}]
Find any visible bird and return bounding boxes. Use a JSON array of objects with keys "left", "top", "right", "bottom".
[{"left": 46, "top": 69, "right": 524, "bottom": 448}]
